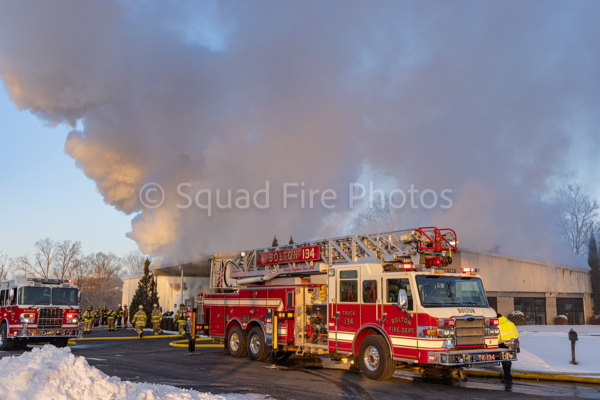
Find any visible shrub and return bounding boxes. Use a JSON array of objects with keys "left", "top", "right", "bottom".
[
  {"left": 508, "top": 311, "right": 526, "bottom": 326},
  {"left": 554, "top": 315, "right": 568, "bottom": 325},
  {"left": 590, "top": 315, "right": 600, "bottom": 325}
]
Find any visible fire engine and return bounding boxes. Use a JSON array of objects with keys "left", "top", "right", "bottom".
[
  {"left": 0, "top": 277, "right": 82, "bottom": 350},
  {"left": 196, "top": 227, "right": 516, "bottom": 380}
]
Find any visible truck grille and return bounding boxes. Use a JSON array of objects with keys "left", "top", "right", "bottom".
[
  {"left": 454, "top": 317, "right": 484, "bottom": 346},
  {"left": 37, "top": 308, "right": 64, "bottom": 328}
]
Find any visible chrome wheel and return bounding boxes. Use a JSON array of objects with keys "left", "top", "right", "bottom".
[
  {"left": 229, "top": 332, "right": 240, "bottom": 352},
  {"left": 249, "top": 334, "right": 261, "bottom": 355},
  {"left": 364, "top": 345, "right": 380, "bottom": 372}
]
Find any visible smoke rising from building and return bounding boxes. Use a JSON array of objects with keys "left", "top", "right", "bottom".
[{"left": 1, "top": 1, "right": 599, "bottom": 266}]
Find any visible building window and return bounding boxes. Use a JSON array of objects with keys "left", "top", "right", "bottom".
[
  {"left": 556, "top": 298, "right": 584, "bottom": 325},
  {"left": 488, "top": 297, "right": 498, "bottom": 313},
  {"left": 514, "top": 297, "right": 546, "bottom": 325}
]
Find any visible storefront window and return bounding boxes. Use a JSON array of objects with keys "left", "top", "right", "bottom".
[
  {"left": 556, "top": 298, "right": 584, "bottom": 325},
  {"left": 514, "top": 297, "right": 546, "bottom": 325}
]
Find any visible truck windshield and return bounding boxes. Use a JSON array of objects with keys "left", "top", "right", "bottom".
[
  {"left": 52, "top": 288, "right": 79, "bottom": 306},
  {"left": 416, "top": 275, "right": 487, "bottom": 307},
  {"left": 18, "top": 287, "right": 51, "bottom": 305}
]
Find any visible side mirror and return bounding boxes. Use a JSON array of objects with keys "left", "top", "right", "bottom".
[{"left": 398, "top": 289, "right": 408, "bottom": 310}]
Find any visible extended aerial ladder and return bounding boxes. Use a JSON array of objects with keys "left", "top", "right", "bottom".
[{"left": 210, "top": 227, "right": 457, "bottom": 291}]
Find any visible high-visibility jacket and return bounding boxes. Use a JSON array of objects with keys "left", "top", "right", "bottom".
[
  {"left": 174, "top": 308, "right": 186, "bottom": 325},
  {"left": 498, "top": 316, "right": 519, "bottom": 343},
  {"left": 107, "top": 310, "right": 116, "bottom": 320},
  {"left": 83, "top": 311, "right": 94, "bottom": 321},
  {"left": 123, "top": 309, "right": 129, "bottom": 320},
  {"left": 151, "top": 309, "right": 162, "bottom": 323},
  {"left": 101, "top": 308, "right": 108, "bottom": 318},
  {"left": 94, "top": 310, "right": 100, "bottom": 321},
  {"left": 132, "top": 310, "right": 147, "bottom": 327},
  {"left": 116, "top": 308, "right": 123, "bottom": 318}
]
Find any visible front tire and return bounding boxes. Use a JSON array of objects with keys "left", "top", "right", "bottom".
[
  {"left": 227, "top": 325, "right": 248, "bottom": 358},
  {"left": 358, "top": 335, "right": 395, "bottom": 380},
  {"left": 247, "top": 327, "right": 269, "bottom": 361},
  {"left": 0, "top": 323, "right": 14, "bottom": 351}
]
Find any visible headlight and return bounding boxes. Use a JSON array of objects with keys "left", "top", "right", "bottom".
[
  {"left": 20, "top": 313, "right": 35, "bottom": 323},
  {"left": 66, "top": 313, "right": 79, "bottom": 324}
]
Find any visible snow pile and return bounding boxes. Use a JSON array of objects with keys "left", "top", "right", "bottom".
[{"left": 0, "top": 346, "right": 265, "bottom": 400}]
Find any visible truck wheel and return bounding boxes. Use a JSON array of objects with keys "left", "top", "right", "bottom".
[
  {"left": 53, "top": 338, "right": 69, "bottom": 348},
  {"left": 0, "top": 323, "right": 14, "bottom": 351},
  {"left": 227, "top": 325, "right": 248, "bottom": 358},
  {"left": 358, "top": 335, "right": 395, "bottom": 380},
  {"left": 247, "top": 327, "right": 269, "bottom": 361}
]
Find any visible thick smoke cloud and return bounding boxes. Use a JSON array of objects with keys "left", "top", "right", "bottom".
[{"left": 1, "top": 1, "right": 599, "bottom": 265}]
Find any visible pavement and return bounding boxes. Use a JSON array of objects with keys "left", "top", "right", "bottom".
[{"left": 2, "top": 327, "right": 600, "bottom": 399}]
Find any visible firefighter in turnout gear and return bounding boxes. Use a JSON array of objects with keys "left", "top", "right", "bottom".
[
  {"left": 101, "top": 306, "right": 108, "bottom": 327},
  {"left": 94, "top": 307, "right": 100, "bottom": 327},
  {"left": 83, "top": 306, "right": 94, "bottom": 334},
  {"left": 174, "top": 303, "right": 187, "bottom": 338},
  {"left": 151, "top": 304, "right": 163, "bottom": 335},
  {"left": 116, "top": 304, "right": 123, "bottom": 329},
  {"left": 497, "top": 313, "right": 519, "bottom": 383},
  {"left": 132, "top": 305, "right": 147, "bottom": 338},
  {"left": 123, "top": 305, "right": 129, "bottom": 328},
  {"left": 107, "top": 309, "right": 116, "bottom": 331}
]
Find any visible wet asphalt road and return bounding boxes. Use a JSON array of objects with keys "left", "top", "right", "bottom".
[{"left": 1, "top": 328, "right": 599, "bottom": 399}]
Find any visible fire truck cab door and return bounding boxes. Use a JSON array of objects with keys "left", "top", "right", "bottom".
[
  {"left": 383, "top": 277, "right": 418, "bottom": 361},
  {"left": 334, "top": 268, "right": 360, "bottom": 353}
]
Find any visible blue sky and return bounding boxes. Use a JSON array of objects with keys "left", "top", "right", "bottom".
[{"left": 0, "top": 85, "right": 138, "bottom": 258}]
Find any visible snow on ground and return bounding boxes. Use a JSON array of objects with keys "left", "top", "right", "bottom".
[
  {"left": 514, "top": 325, "right": 600, "bottom": 374},
  {"left": 0, "top": 346, "right": 268, "bottom": 400}
]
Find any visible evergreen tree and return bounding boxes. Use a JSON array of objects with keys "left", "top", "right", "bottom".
[
  {"left": 588, "top": 234, "right": 600, "bottom": 315},
  {"left": 272, "top": 236, "right": 278, "bottom": 247},
  {"left": 129, "top": 258, "right": 159, "bottom": 327},
  {"left": 289, "top": 236, "right": 294, "bottom": 245}
]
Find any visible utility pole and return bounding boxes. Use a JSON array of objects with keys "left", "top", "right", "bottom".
[{"left": 180, "top": 265, "right": 184, "bottom": 306}]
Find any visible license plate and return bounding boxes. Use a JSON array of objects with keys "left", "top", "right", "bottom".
[{"left": 475, "top": 353, "right": 496, "bottom": 362}]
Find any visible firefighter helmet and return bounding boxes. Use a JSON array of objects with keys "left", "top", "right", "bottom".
[{"left": 139, "top": 305, "right": 144, "bottom": 309}]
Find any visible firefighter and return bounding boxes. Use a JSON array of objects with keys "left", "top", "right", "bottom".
[
  {"left": 151, "top": 304, "right": 163, "bottom": 335},
  {"left": 174, "top": 303, "right": 187, "bottom": 338},
  {"left": 123, "top": 305, "right": 129, "bottom": 328},
  {"left": 94, "top": 307, "right": 101, "bottom": 327},
  {"left": 82, "top": 306, "right": 94, "bottom": 334},
  {"left": 116, "top": 304, "right": 123, "bottom": 329},
  {"left": 497, "top": 313, "right": 519, "bottom": 384},
  {"left": 107, "top": 309, "right": 116, "bottom": 331},
  {"left": 101, "top": 305, "right": 108, "bottom": 327},
  {"left": 132, "top": 305, "right": 147, "bottom": 338}
]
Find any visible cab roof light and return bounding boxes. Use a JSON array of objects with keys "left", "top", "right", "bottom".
[
  {"left": 401, "top": 263, "right": 413, "bottom": 270},
  {"left": 461, "top": 267, "right": 479, "bottom": 273}
]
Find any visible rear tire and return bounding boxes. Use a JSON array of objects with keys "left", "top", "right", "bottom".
[
  {"left": 0, "top": 323, "right": 14, "bottom": 351},
  {"left": 247, "top": 327, "right": 269, "bottom": 361},
  {"left": 227, "top": 325, "right": 248, "bottom": 358},
  {"left": 358, "top": 335, "right": 395, "bottom": 380}
]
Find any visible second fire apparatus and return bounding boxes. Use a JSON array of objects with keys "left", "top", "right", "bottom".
[
  {"left": 0, "top": 277, "right": 82, "bottom": 350},
  {"left": 197, "top": 227, "right": 516, "bottom": 380}
]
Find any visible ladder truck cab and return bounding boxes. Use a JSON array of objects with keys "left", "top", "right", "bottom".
[
  {"left": 198, "top": 227, "right": 516, "bottom": 381},
  {"left": 0, "top": 277, "right": 82, "bottom": 350}
]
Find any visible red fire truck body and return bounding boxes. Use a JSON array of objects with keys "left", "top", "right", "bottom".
[
  {"left": 0, "top": 278, "right": 82, "bottom": 350},
  {"left": 198, "top": 228, "right": 516, "bottom": 380}
]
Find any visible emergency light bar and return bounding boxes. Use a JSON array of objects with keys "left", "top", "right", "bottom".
[{"left": 461, "top": 267, "right": 479, "bottom": 273}]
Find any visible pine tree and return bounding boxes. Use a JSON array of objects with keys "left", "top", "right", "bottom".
[
  {"left": 588, "top": 234, "right": 600, "bottom": 315},
  {"left": 272, "top": 236, "right": 278, "bottom": 247},
  {"left": 129, "top": 258, "right": 159, "bottom": 327},
  {"left": 289, "top": 236, "right": 294, "bottom": 245}
]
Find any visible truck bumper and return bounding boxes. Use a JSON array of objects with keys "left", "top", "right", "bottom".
[
  {"left": 427, "top": 348, "right": 517, "bottom": 366},
  {"left": 11, "top": 328, "right": 81, "bottom": 339}
]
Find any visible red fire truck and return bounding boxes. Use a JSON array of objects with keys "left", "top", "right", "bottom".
[
  {"left": 196, "top": 227, "right": 516, "bottom": 380},
  {"left": 0, "top": 277, "right": 82, "bottom": 350}
]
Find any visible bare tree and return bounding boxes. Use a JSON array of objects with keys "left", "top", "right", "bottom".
[
  {"left": 71, "top": 257, "right": 91, "bottom": 288},
  {"left": 0, "top": 251, "right": 12, "bottom": 281},
  {"left": 15, "top": 238, "right": 60, "bottom": 278},
  {"left": 53, "top": 240, "right": 82, "bottom": 280},
  {"left": 85, "top": 252, "right": 122, "bottom": 307},
  {"left": 353, "top": 192, "right": 407, "bottom": 233},
  {"left": 556, "top": 184, "right": 600, "bottom": 256},
  {"left": 122, "top": 250, "right": 147, "bottom": 275}
]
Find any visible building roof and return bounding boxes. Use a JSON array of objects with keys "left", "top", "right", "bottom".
[{"left": 153, "top": 259, "right": 211, "bottom": 277}]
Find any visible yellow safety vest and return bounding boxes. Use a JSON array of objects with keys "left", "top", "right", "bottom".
[
  {"left": 175, "top": 309, "right": 186, "bottom": 324},
  {"left": 498, "top": 316, "right": 519, "bottom": 343}
]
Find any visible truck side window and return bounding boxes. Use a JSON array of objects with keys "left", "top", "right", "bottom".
[
  {"left": 8, "top": 288, "right": 17, "bottom": 305},
  {"left": 387, "top": 279, "right": 413, "bottom": 311},
  {"left": 0, "top": 290, "right": 4, "bottom": 306},
  {"left": 340, "top": 270, "right": 357, "bottom": 302},
  {"left": 362, "top": 280, "right": 377, "bottom": 303}
]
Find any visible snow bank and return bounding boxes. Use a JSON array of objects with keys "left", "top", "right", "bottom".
[{"left": 0, "top": 346, "right": 266, "bottom": 400}]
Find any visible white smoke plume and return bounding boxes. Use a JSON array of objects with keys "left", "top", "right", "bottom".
[{"left": 1, "top": 1, "right": 599, "bottom": 266}]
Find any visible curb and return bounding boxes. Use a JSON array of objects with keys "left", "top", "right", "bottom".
[{"left": 466, "top": 369, "right": 600, "bottom": 384}]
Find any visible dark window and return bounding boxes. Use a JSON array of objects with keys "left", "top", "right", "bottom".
[
  {"left": 8, "top": 288, "right": 17, "bottom": 305},
  {"left": 287, "top": 291, "right": 294, "bottom": 308},
  {"left": 387, "top": 279, "right": 413, "bottom": 310},
  {"left": 0, "top": 290, "right": 4, "bottom": 306},
  {"left": 362, "top": 280, "right": 377, "bottom": 303},
  {"left": 488, "top": 297, "right": 498, "bottom": 313},
  {"left": 340, "top": 281, "right": 357, "bottom": 302},
  {"left": 556, "top": 298, "right": 584, "bottom": 325},
  {"left": 514, "top": 297, "right": 546, "bottom": 325},
  {"left": 52, "top": 288, "right": 79, "bottom": 306},
  {"left": 340, "top": 270, "right": 358, "bottom": 279},
  {"left": 18, "top": 287, "right": 51, "bottom": 305}
]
